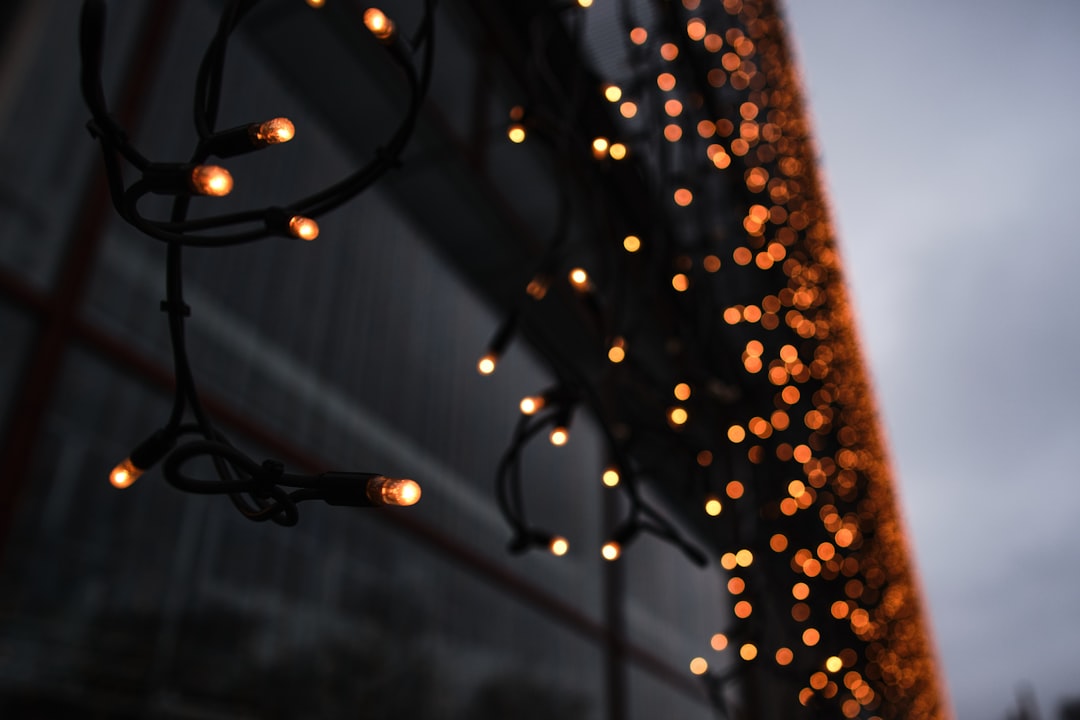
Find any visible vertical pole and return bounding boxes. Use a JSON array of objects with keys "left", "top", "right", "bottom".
[{"left": 603, "top": 484, "right": 627, "bottom": 720}]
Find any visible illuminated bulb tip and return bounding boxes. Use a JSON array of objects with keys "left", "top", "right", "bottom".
[
  {"left": 601, "top": 541, "right": 621, "bottom": 561},
  {"left": 306, "top": 0, "right": 325, "bottom": 7},
  {"left": 549, "top": 536, "right": 569, "bottom": 556},
  {"left": 577, "top": 0, "right": 593, "bottom": 7},
  {"left": 109, "top": 458, "right": 143, "bottom": 489},
  {"left": 602, "top": 468, "right": 620, "bottom": 487},
  {"left": 705, "top": 497, "right": 722, "bottom": 516},
  {"left": 288, "top": 216, "right": 319, "bottom": 241},
  {"left": 367, "top": 476, "right": 421, "bottom": 506},
  {"left": 825, "top": 656, "right": 843, "bottom": 673},
  {"left": 507, "top": 124, "right": 527, "bottom": 143},
  {"left": 190, "top": 165, "right": 233, "bottom": 197},
  {"left": 591, "top": 137, "right": 609, "bottom": 157},
  {"left": 569, "top": 268, "right": 589, "bottom": 288},
  {"left": 549, "top": 427, "right": 569, "bottom": 446},
  {"left": 603, "top": 84, "right": 622, "bottom": 102},
  {"left": 363, "top": 8, "right": 396, "bottom": 41},
  {"left": 477, "top": 354, "right": 497, "bottom": 375},
  {"left": 254, "top": 117, "right": 295, "bottom": 145},
  {"left": 608, "top": 143, "right": 627, "bottom": 160},
  {"left": 623, "top": 235, "right": 641, "bottom": 253},
  {"left": 519, "top": 396, "right": 544, "bottom": 415},
  {"left": 668, "top": 407, "right": 688, "bottom": 426},
  {"left": 689, "top": 657, "right": 709, "bottom": 675}
]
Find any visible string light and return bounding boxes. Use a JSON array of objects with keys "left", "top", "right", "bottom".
[
  {"left": 362, "top": 8, "right": 396, "bottom": 42},
  {"left": 288, "top": 215, "right": 319, "bottom": 241},
  {"left": 366, "top": 476, "right": 422, "bottom": 506},
  {"left": 602, "top": 468, "right": 620, "bottom": 487},
  {"left": 80, "top": 0, "right": 436, "bottom": 524},
  {"left": 549, "top": 536, "right": 569, "bottom": 556},
  {"left": 601, "top": 541, "right": 621, "bottom": 561}
]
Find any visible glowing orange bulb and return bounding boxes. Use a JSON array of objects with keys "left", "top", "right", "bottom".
[
  {"left": 630, "top": 27, "right": 648, "bottom": 45},
  {"left": 363, "top": 8, "right": 396, "bottom": 41},
  {"left": 507, "top": 124, "right": 526, "bottom": 143},
  {"left": 608, "top": 143, "right": 627, "bottom": 160},
  {"left": 671, "top": 273, "right": 689, "bottom": 291},
  {"left": 619, "top": 101, "right": 638, "bottom": 118},
  {"left": 549, "top": 536, "right": 569, "bottom": 556},
  {"left": 306, "top": 0, "right": 325, "bottom": 6},
  {"left": 711, "top": 633, "right": 728, "bottom": 651},
  {"left": 602, "top": 468, "right": 620, "bottom": 487},
  {"left": 668, "top": 407, "right": 688, "bottom": 425},
  {"left": 591, "top": 137, "right": 609, "bottom": 158},
  {"left": 477, "top": 354, "right": 497, "bottom": 375},
  {"left": 674, "top": 383, "right": 691, "bottom": 400},
  {"left": 826, "top": 656, "right": 843, "bottom": 673},
  {"left": 577, "top": 0, "right": 593, "bottom": 6},
  {"left": 109, "top": 458, "right": 142, "bottom": 489},
  {"left": 601, "top": 541, "right": 621, "bottom": 560},
  {"left": 190, "top": 165, "right": 233, "bottom": 196},
  {"left": 288, "top": 216, "right": 319, "bottom": 241},
  {"left": 569, "top": 267, "right": 589, "bottom": 289},
  {"left": 603, "top": 84, "right": 622, "bottom": 102},
  {"left": 735, "top": 549, "right": 753, "bottom": 567},
  {"left": 519, "top": 396, "right": 544, "bottom": 415},
  {"left": 704, "top": 497, "right": 722, "bottom": 516},
  {"left": 673, "top": 188, "right": 693, "bottom": 206},
  {"left": 623, "top": 235, "right": 641, "bottom": 253},
  {"left": 740, "top": 643, "right": 758, "bottom": 661},
  {"left": 253, "top": 117, "right": 295, "bottom": 145},
  {"left": 689, "top": 657, "right": 708, "bottom": 675},
  {"left": 549, "top": 427, "right": 569, "bottom": 446},
  {"left": 776, "top": 647, "right": 793, "bottom": 666},
  {"left": 367, "top": 476, "right": 421, "bottom": 506}
]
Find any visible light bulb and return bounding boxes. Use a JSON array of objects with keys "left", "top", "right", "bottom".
[
  {"left": 704, "top": 496, "right": 722, "bottom": 516},
  {"left": 288, "top": 215, "right": 319, "bottom": 241},
  {"left": 689, "top": 657, "right": 708, "bottom": 675},
  {"left": 507, "top": 123, "right": 526, "bottom": 143},
  {"left": 603, "top": 84, "right": 622, "bottom": 102},
  {"left": 306, "top": 0, "right": 325, "bottom": 6},
  {"left": 477, "top": 354, "right": 497, "bottom": 375},
  {"left": 525, "top": 275, "right": 550, "bottom": 300},
  {"left": 825, "top": 656, "right": 843, "bottom": 673},
  {"left": 608, "top": 143, "right": 627, "bottom": 160},
  {"left": 601, "top": 541, "right": 621, "bottom": 560},
  {"left": 190, "top": 165, "right": 233, "bottom": 196},
  {"left": 591, "top": 137, "right": 609, "bottom": 158},
  {"left": 519, "top": 395, "right": 545, "bottom": 415},
  {"left": 549, "top": 536, "right": 569, "bottom": 556},
  {"left": 577, "top": 0, "right": 593, "bottom": 7},
  {"left": 252, "top": 117, "right": 295, "bottom": 145},
  {"left": 602, "top": 468, "right": 620, "bottom": 487},
  {"left": 109, "top": 457, "right": 142, "bottom": 489},
  {"left": 366, "top": 476, "right": 421, "bottom": 506},
  {"left": 668, "top": 406, "right": 688, "bottom": 426},
  {"left": 549, "top": 427, "right": 569, "bottom": 446},
  {"left": 363, "top": 8, "right": 396, "bottom": 41},
  {"left": 622, "top": 235, "right": 641, "bottom": 253},
  {"left": 568, "top": 267, "right": 589, "bottom": 289}
]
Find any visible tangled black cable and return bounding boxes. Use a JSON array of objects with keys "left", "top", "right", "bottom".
[
  {"left": 81, "top": 0, "right": 434, "bottom": 524},
  {"left": 478, "top": 3, "right": 708, "bottom": 566}
]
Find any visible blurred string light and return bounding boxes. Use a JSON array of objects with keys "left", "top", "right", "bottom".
[
  {"left": 81, "top": 0, "right": 436, "bottom": 523},
  {"left": 477, "top": 0, "right": 945, "bottom": 717}
]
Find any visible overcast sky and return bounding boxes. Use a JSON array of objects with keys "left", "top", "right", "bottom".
[{"left": 782, "top": 2, "right": 1080, "bottom": 718}]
